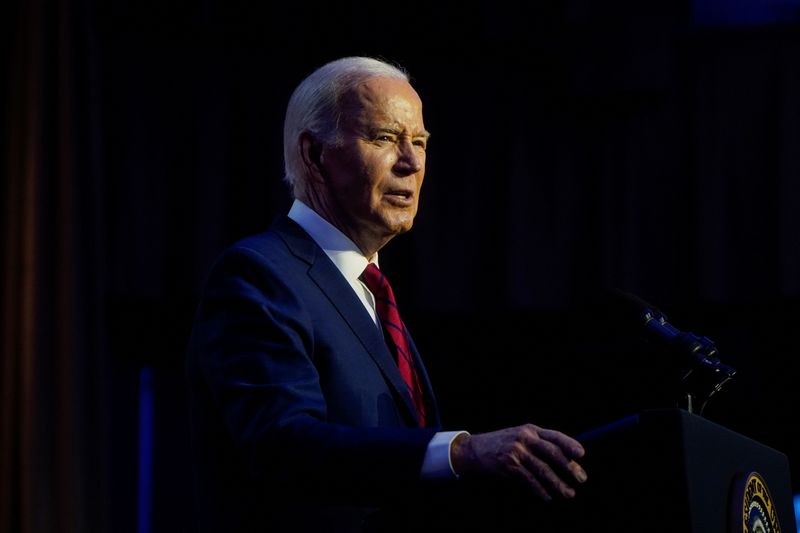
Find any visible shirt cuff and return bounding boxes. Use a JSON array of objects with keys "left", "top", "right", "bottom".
[{"left": 420, "top": 430, "right": 470, "bottom": 480}]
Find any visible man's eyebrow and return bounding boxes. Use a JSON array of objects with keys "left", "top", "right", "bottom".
[{"left": 372, "top": 127, "right": 431, "bottom": 139}]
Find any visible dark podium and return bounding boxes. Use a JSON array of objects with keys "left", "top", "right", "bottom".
[{"left": 553, "top": 408, "right": 796, "bottom": 532}]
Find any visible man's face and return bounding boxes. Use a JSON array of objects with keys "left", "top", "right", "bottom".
[{"left": 319, "top": 77, "right": 429, "bottom": 254}]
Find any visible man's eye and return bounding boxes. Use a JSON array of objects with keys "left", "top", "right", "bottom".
[
  {"left": 376, "top": 135, "right": 394, "bottom": 142},
  {"left": 413, "top": 140, "right": 427, "bottom": 150}
]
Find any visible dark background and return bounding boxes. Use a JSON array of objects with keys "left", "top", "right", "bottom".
[{"left": 3, "top": 1, "right": 800, "bottom": 532}]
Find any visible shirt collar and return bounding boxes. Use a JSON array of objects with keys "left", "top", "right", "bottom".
[{"left": 287, "top": 199, "right": 378, "bottom": 282}]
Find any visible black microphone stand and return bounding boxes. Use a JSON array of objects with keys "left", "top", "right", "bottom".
[{"left": 642, "top": 310, "right": 737, "bottom": 415}]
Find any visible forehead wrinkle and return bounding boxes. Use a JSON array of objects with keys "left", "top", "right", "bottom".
[{"left": 340, "top": 77, "right": 426, "bottom": 137}]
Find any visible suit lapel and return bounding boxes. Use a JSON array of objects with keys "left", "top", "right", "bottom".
[
  {"left": 405, "top": 332, "right": 441, "bottom": 428},
  {"left": 272, "top": 216, "right": 423, "bottom": 427}
]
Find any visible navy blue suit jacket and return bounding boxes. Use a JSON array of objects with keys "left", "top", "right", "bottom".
[{"left": 186, "top": 215, "right": 443, "bottom": 532}]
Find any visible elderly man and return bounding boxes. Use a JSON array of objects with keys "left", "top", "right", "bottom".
[{"left": 186, "top": 56, "right": 587, "bottom": 533}]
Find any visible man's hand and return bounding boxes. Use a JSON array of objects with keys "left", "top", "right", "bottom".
[{"left": 450, "top": 424, "right": 587, "bottom": 502}]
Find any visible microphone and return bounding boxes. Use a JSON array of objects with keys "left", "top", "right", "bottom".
[
  {"left": 607, "top": 288, "right": 737, "bottom": 413},
  {"left": 609, "top": 289, "right": 718, "bottom": 364}
]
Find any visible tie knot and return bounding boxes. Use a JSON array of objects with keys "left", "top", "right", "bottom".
[{"left": 361, "top": 263, "right": 387, "bottom": 295}]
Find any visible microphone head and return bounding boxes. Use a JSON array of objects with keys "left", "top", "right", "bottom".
[{"left": 604, "top": 288, "right": 667, "bottom": 325}]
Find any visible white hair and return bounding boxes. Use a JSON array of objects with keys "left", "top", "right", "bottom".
[{"left": 282, "top": 56, "right": 409, "bottom": 197}]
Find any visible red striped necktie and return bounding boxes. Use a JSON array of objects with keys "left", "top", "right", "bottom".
[{"left": 360, "top": 263, "right": 426, "bottom": 427}]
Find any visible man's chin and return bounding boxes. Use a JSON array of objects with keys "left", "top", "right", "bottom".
[{"left": 388, "top": 219, "right": 414, "bottom": 236}]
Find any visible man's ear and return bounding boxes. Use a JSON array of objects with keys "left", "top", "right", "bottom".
[{"left": 300, "top": 132, "right": 326, "bottom": 182}]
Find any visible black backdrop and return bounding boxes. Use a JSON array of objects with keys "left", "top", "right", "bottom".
[{"left": 3, "top": 1, "right": 799, "bottom": 532}]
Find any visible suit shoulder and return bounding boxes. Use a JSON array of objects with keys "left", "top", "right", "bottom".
[
  {"left": 209, "top": 235, "right": 286, "bottom": 279},
  {"left": 206, "top": 217, "right": 314, "bottom": 280},
  {"left": 228, "top": 231, "right": 284, "bottom": 258},
  {"left": 218, "top": 217, "right": 301, "bottom": 263}
]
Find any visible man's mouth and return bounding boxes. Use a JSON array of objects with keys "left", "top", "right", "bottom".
[{"left": 384, "top": 190, "right": 414, "bottom": 205}]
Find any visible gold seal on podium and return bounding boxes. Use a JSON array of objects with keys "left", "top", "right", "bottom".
[{"left": 730, "top": 471, "right": 782, "bottom": 533}]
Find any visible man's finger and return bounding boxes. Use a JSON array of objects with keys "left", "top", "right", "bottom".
[
  {"left": 539, "top": 428, "right": 586, "bottom": 459},
  {"left": 511, "top": 463, "right": 554, "bottom": 502},
  {"left": 519, "top": 452, "right": 576, "bottom": 499},
  {"left": 525, "top": 428, "right": 588, "bottom": 485}
]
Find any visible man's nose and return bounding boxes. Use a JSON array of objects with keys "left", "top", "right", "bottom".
[{"left": 394, "top": 140, "right": 424, "bottom": 175}]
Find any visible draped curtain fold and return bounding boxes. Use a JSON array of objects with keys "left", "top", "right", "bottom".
[{"left": 1, "top": 1, "right": 109, "bottom": 532}]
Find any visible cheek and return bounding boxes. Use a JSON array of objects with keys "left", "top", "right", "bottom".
[
  {"left": 332, "top": 162, "right": 372, "bottom": 198},
  {"left": 363, "top": 159, "right": 391, "bottom": 191},
  {"left": 412, "top": 173, "right": 425, "bottom": 200}
]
